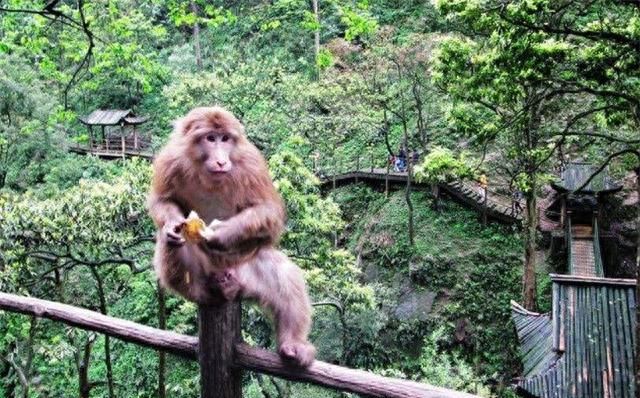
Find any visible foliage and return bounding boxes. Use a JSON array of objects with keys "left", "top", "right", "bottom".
[
  {"left": 417, "top": 327, "right": 491, "bottom": 396},
  {"left": 414, "top": 146, "right": 473, "bottom": 184},
  {"left": 333, "top": 185, "right": 523, "bottom": 393},
  {"left": 0, "top": 0, "right": 636, "bottom": 396}
]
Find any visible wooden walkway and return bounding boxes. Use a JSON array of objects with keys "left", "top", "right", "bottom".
[
  {"left": 570, "top": 225, "right": 597, "bottom": 277},
  {"left": 70, "top": 146, "right": 153, "bottom": 160},
  {"left": 571, "top": 239, "right": 596, "bottom": 277},
  {"left": 319, "top": 168, "right": 523, "bottom": 224}
]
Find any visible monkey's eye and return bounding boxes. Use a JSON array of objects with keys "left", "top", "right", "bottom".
[
  {"left": 221, "top": 134, "right": 230, "bottom": 142},
  {"left": 205, "top": 134, "right": 216, "bottom": 142}
]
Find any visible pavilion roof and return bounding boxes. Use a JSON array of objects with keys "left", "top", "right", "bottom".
[
  {"left": 79, "top": 109, "right": 149, "bottom": 126},
  {"left": 552, "top": 162, "right": 622, "bottom": 194},
  {"left": 514, "top": 275, "right": 636, "bottom": 398}
]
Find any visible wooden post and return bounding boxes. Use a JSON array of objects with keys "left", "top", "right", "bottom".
[
  {"left": 198, "top": 301, "right": 242, "bottom": 398},
  {"left": 134, "top": 125, "right": 139, "bottom": 150},
  {"left": 355, "top": 156, "right": 360, "bottom": 183},
  {"left": 89, "top": 126, "right": 94, "bottom": 150},
  {"left": 560, "top": 195, "right": 566, "bottom": 228},
  {"left": 121, "top": 125, "right": 126, "bottom": 159},
  {"left": 103, "top": 126, "right": 108, "bottom": 151},
  {"left": 385, "top": 162, "right": 390, "bottom": 198},
  {"left": 482, "top": 187, "right": 488, "bottom": 227},
  {"left": 332, "top": 158, "right": 337, "bottom": 190}
]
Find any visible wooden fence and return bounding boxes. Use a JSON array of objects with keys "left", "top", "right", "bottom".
[
  {"left": 0, "top": 292, "right": 479, "bottom": 398},
  {"left": 315, "top": 152, "right": 523, "bottom": 224},
  {"left": 72, "top": 133, "right": 154, "bottom": 160}
]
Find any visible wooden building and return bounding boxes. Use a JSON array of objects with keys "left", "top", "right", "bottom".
[
  {"left": 72, "top": 109, "right": 152, "bottom": 159},
  {"left": 512, "top": 164, "right": 635, "bottom": 397}
]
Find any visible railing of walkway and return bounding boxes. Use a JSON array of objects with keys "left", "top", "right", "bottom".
[
  {"left": 566, "top": 215, "right": 574, "bottom": 274},
  {"left": 313, "top": 152, "right": 523, "bottom": 222},
  {"left": 593, "top": 216, "right": 604, "bottom": 277},
  {"left": 0, "top": 292, "right": 479, "bottom": 398}
]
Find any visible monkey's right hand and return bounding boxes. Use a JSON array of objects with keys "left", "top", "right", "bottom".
[{"left": 162, "top": 219, "right": 186, "bottom": 246}]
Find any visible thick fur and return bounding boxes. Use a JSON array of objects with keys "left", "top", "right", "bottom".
[{"left": 148, "top": 106, "right": 315, "bottom": 366}]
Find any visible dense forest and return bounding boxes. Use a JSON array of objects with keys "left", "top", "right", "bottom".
[{"left": 0, "top": 1, "right": 638, "bottom": 397}]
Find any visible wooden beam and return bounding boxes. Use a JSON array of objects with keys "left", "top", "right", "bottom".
[
  {"left": 0, "top": 292, "right": 480, "bottom": 398},
  {"left": 198, "top": 303, "right": 242, "bottom": 398},
  {"left": 0, "top": 292, "right": 197, "bottom": 359},
  {"left": 549, "top": 274, "right": 636, "bottom": 286},
  {"left": 235, "top": 344, "right": 478, "bottom": 398}
]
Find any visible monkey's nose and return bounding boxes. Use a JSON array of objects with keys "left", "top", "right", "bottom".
[{"left": 216, "top": 161, "right": 226, "bottom": 168}]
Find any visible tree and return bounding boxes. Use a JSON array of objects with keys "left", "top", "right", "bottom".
[
  {"left": 353, "top": 32, "right": 447, "bottom": 246},
  {"left": 486, "top": 0, "right": 640, "bottom": 386},
  {"left": 414, "top": 146, "right": 473, "bottom": 211},
  {"left": 434, "top": 0, "right": 614, "bottom": 309},
  {"left": 0, "top": 160, "right": 155, "bottom": 396},
  {"left": 0, "top": 54, "right": 64, "bottom": 190}
]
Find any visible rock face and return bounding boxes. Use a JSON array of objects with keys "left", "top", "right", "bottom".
[{"left": 394, "top": 289, "right": 437, "bottom": 321}]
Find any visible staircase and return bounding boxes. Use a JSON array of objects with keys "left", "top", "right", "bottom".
[{"left": 569, "top": 225, "right": 596, "bottom": 277}]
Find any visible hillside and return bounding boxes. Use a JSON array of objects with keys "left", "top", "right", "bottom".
[{"left": 332, "top": 185, "right": 529, "bottom": 392}]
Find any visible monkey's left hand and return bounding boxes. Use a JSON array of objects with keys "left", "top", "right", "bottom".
[
  {"left": 202, "top": 221, "right": 270, "bottom": 255},
  {"left": 200, "top": 221, "right": 233, "bottom": 252}
]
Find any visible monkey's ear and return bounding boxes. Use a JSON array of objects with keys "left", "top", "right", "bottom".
[{"left": 173, "top": 117, "right": 196, "bottom": 135}]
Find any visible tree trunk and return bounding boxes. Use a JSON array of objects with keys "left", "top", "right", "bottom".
[
  {"left": 312, "top": 0, "right": 320, "bottom": 59},
  {"left": 432, "top": 184, "right": 440, "bottom": 211},
  {"left": 634, "top": 167, "right": 639, "bottom": 398},
  {"left": 190, "top": 1, "right": 203, "bottom": 70},
  {"left": 522, "top": 193, "right": 538, "bottom": 311},
  {"left": 78, "top": 339, "right": 93, "bottom": 398},
  {"left": 90, "top": 268, "right": 115, "bottom": 398},
  {"left": 382, "top": 110, "right": 393, "bottom": 156},
  {"left": 157, "top": 283, "right": 167, "bottom": 398},
  {"left": 406, "top": 157, "right": 414, "bottom": 246}
]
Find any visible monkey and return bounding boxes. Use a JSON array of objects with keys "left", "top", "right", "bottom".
[{"left": 147, "top": 106, "right": 315, "bottom": 367}]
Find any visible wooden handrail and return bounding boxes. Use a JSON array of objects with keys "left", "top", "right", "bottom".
[
  {"left": 0, "top": 292, "right": 479, "bottom": 398},
  {"left": 0, "top": 291, "right": 197, "bottom": 359}
]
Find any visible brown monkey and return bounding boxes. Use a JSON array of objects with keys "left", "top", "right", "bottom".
[{"left": 148, "top": 106, "right": 315, "bottom": 366}]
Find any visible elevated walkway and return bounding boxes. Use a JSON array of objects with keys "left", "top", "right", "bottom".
[
  {"left": 512, "top": 216, "right": 631, "bottom": 397},
  {"left": 319, "top": 168, "right": 522, "bottom": 224}
]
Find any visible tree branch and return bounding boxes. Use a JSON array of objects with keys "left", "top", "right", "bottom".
[{"left": 572, "top": 149, "right": 640, "bottom": 193}]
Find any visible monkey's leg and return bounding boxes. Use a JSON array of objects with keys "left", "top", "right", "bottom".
[
  {"left": 153, "top": 240, "right": 226, "bottom": 305},
  {"left": 238, "top": 249, "right": 316, "bottom": 367}
]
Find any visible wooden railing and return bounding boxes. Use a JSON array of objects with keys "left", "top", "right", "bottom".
[
  {"left": 90, "top": 135, "right": 152, "bottom": 153},
  {"left": 315, "top": 152, "right": 523, "bottom": 223},
  {"left": 0, "top": 292, "right": 479, "bottom": 398},
  {"left": 72, "top": 133, "right": 154, "bottom": 159}
]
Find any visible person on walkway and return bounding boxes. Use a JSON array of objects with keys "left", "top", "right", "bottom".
[
  {"left": 512, "top": 189, "right": 524, "bottom": 215},
  {"left": 479, "top": 173, "right": 488, "bottom": 201},
  {"left": 396, "top": 147, "right": 407, "bottom": 172},
  {"left": 412, "top": 150, "right": 420, "bottom": 165}
]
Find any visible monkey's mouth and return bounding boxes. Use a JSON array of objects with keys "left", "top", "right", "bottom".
[
  {"left": 208, "top": 169, "right": 230, "bottom": 176},
  {"left": 205, "top": 164, "right": 230, "bottom": 175}
]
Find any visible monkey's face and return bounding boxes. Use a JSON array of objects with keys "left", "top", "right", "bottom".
[
  {"left": 176, "top": 107, "right": 246, "bottom": 182},
  {"left": 197, "top": 131, "right": 236, "bottom": 177}
]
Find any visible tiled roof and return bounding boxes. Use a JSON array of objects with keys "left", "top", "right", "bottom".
[
  {"left": 513, "top": 276, "right": 636, "bottom": 398},
  {"left": 79, "top": 109, "right": 147, "bottom": 126}
]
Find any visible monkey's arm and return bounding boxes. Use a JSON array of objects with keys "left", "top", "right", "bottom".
[
  {"left": 148, "top": 194, "right": 186, "bottom": 228},
  {"left": 148, "top": 193, "right": 188, "bottom": 246},
  {"left": 207, "top": 200, "right": 285, "bottom": 252}
]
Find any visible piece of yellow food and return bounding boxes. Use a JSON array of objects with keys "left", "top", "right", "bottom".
[{"left": 183, "top": 211, "right": 206, "bottom": 243}]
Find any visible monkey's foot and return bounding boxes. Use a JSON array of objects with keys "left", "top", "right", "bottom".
[
  {"left": 278, "top": 341, "right": 316, "bottom": 367},
  {"left": 213, "top": 270, "right": 241, "bottom": 301}
]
